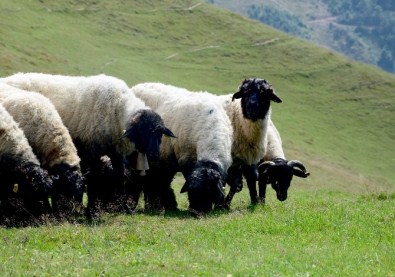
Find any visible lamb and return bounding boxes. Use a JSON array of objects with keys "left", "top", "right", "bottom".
[
  {"left": 0, "top": 104, "right": 52, "bottom": 223},
  {"left": 0, "top": 83, "right": 84, "bottom": 216},
  {"left": 130, "top": 82, "right": 233, "bottom": 215},
  {"left": 257, "top": 120, "right": 310, "bottom": 202},
  {"left": 216, "top": 78, "right": 283, "bottom": 208},
  {"left": 1, "top": 73, "right": 175, "bottom": 215}
]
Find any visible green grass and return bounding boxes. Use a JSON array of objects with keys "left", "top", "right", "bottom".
[
  {"left": 0, "top": 0, "right": 394, "bottom": 275},
  {"left": 1, "top": 0, "right": 394, "bottom": 189},
  {"left": 1, "top": 185, "right": 394, "bottom": 275}
]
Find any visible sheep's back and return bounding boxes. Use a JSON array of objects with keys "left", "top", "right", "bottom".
[
  {"left": 1, "top": 73, "right": 128, "bottom": 148},
  {"left": 0, "top": 103, "right": 40, "bottom": 165},
  {"left": 0, "top": 84, "right": 80, "bottom": 168},
  {"left": 132, "top": 83, "right": 233, "bottom": 170}
]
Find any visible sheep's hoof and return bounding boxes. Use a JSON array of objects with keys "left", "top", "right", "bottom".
[
  {"left": 258, "top": 197, "right": 266, "bottom": 205},
  {"left": 223, "top": 202, "right": 231, "bottom": 210},
  {"left": 214, "top": 203, "right": 227, "bottom": 211},
  {"left": 189, "top": 208, "right": 203, "bottom": 219}
]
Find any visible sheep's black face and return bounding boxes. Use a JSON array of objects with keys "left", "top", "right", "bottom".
[
  {"left": 183, "top": 160, "right": 225, "bottom": 215},
  {"left": 258, "top": 158, "right": 310, "bottom": 202},
  {"left": 51, "top": 164, "right": 85, "bottom": 204},
  {"left": 18, "top": 164, "right": 53, "bottom": 215},
  {"left": 232, "top": 78, "right": 282, "bottom": 121},
  {"left": 267, "top": 160, "right": 294, "bottom": 201},
  {"left": 22, "top": 164, "right": 53, "bottom": 199},
  {"left": 124, "top": 109, "right": 176, "bottom": 161}
]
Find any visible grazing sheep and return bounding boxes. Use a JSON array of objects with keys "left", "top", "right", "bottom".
[
  {"left": 0, "top": 104, "right": 52, "bottom": 223},
  {"left": 216, "top": 78, "right": 283, "bottom": 207},
  {"left": 257, "top": 120, "right": 310, "bottom": 202},
  {"left": 0, "top": 83, "right": 84, "bottom": 216},
  {"left": 131, "top": 82, "right": 233, "bottom": 215},
  {"left": 1, "top": 73, "right": 175, "bottom": 215}
]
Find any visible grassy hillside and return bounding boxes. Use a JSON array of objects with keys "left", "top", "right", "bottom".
[
  {"left": 211, "top": 0, "right": 395, "bottom": 73},
  {"left": 1, "top": 1, "right": 394, "bottom": 275},
  {"left": 1, "top": 189, "right": 394, "bottom": 275},
  {"left": 1, "top": 0, "right": 394, "bottom": 192}
]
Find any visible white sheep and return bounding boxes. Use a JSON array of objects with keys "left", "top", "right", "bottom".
[
  {"left": 216, "top": 78, "right": 283, "bottom": 207},
  {"left": 257, "top": 120, "right": 310, "bottom": 202},
  {"left": 0, "top": 104, "right": 52, "bottom": 222},
  {"left": 0, "top": 83, "right": 84, "bottom": 216},
  {"left": 131, "top": 82, "right": 233, "bottom": 215},
  {"left": 1, "top": 73, "right": 175, "bottom": 215}
]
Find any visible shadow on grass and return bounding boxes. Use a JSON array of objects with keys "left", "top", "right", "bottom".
[
  {"left": 139, "top": 205, "right": 233, "bottom": 220},
  {"left": 1, "top": 201, "right": 270, "bottom": 228}
]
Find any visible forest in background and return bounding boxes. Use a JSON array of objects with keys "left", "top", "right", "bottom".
[{"left": 211, "top": 0, "right": 395, "bottom": 73}]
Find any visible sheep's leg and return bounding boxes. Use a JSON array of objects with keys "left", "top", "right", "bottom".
[
  {"left": 85, "top": 166, "right": 102, "bottom": 218},
  {"left": 161, "top": 184, "right": 178, "bottom": 212},
  {"left": 124, "top": 168, "right": 143, "bottom": 212},
  {"left": 143, "top": 166, "right": 177, "bottom": 212},
  {"left": 258, "top": 178, "right": 267, "bottom": 204},
  {"left": 224, "top": 166, "right": 243, "bottom": 209},
  {"left": 145, "top": 162, "right": 178, "bottom": 212},
  {"left": 258, "top": 170, "right": 270, "bottom": 204},
  {"left": 242, "top": 164, "right": 258, "bottom": 205},
  {"left": 107, "top": 154, "right": 129, "bottom": 212}
]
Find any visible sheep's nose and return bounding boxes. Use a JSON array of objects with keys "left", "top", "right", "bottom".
[
  {"left": 249, "top": 95, "right": 258, "bottom": 105},
  {"left": 277, "top": 193, "right": 287, "bottom": 201}
]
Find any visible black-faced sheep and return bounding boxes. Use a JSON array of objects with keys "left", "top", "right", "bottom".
[
  {"left": 257, "top": 120, "right": 310, "bottom": 202},
  {"left": 131, "top": 82, "right": 233, "bottom": 215},
  {"left": 0, "top": 104, "right": 52, "bottom": 223},
  {"left": 0, "top": 83, "right": 84, "bottom": 216},
  {"left": 1, "top": 73, "right": 175, "bottom": 215},
  {"left": 216, "top": 78, "right": 283, "bottom": 207}
]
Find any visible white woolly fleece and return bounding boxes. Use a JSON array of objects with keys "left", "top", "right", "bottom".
[
  {"left": 217, "top": 94, "right": 271, "bottom": 166},
  {"left": 0, "top": 83, "right": 81, "bottom": 169},
  {"left": 131, "top": 82, "right": 233, "bottom": 172},
  {"left": 0, "top": 103, "right": 40, "bottom": 166},
  {"left": 1, "top": 73, "right": 149, "bottom": 156},
  {"left": 264, "top": 120, "right": 285, "bottom": 160}
]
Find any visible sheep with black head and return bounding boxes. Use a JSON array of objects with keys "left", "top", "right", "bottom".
[
  {"left": 217, "top": 78, "right": 283, "bottom": 208},
  {"left": 0, "top": 104, "right": 52, "bottom": 224},
  {"left": 1, "top": 73, "right": 175, "bottom": 216},
  {"left": 257, "top": 120, "right": 310, "bottom": 202},
  {"left": 0, "top": 83, "right": 84, "bottom": 217},
  {"left": 131, "top": 82, "right": 233, "bottom": 216}
]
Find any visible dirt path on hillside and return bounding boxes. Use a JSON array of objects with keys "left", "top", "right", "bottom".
[{"left": 308, "top": 16, "right": 337, "bottom": 24}]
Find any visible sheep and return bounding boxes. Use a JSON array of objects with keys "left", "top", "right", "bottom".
[
  {"left": 0, "top": 104, "right": 52, "bottom": 224},
  {"left": 0, "top": 83, "right": 84, "bottom": 217},
  {"left": 1, "top": 72, "right": 175, "bottom": 215},
  {"left": 216, "top": 78, "right": 283, "bottom": 208},
  {"left": 257, "top": 120, "right": 310, "bottom": 202},
  {"left": 130, "top": 82, "right": 233, "bottom": 215}
]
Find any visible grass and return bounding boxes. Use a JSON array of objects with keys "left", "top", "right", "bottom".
[
  {"left": 0, "top": 0, "right": 394, "bottom": 275},
  {"left": 1, "top": 185, "right": 394, "bottom": 275},
  {"left": 1, "top": 0, "right": 394, "bottom": 188}
]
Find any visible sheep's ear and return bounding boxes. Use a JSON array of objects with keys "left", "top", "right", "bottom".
[
  {"left": 270, "top": 90, "right": 283, "bottom": 103},
  {"left": 121, "top": 125, "right": 135, "bottom": 140},
  {"left": 232, "top": 91, "right": 243, "bottom": 101},
  {"left": 180, "top": 182, "right": 188, "bottom": 193},
  {"left": 162, "top": 127, "right": 177, "bottom": 138}
]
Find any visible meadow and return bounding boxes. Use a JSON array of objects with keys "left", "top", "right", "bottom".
[
  {"left": 1, "top": 184, "right": 394, "bottom": 275},
  {"left": 0, "top": 0, "right": 394, "bottom": 275}
]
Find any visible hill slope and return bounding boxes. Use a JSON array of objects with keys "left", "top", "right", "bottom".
[
  {"left": 210, "top": 0, "right": 395, "bottom": 73},
  {"left": 0, "top": 0, "right": 394, "bottom": 191}
]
